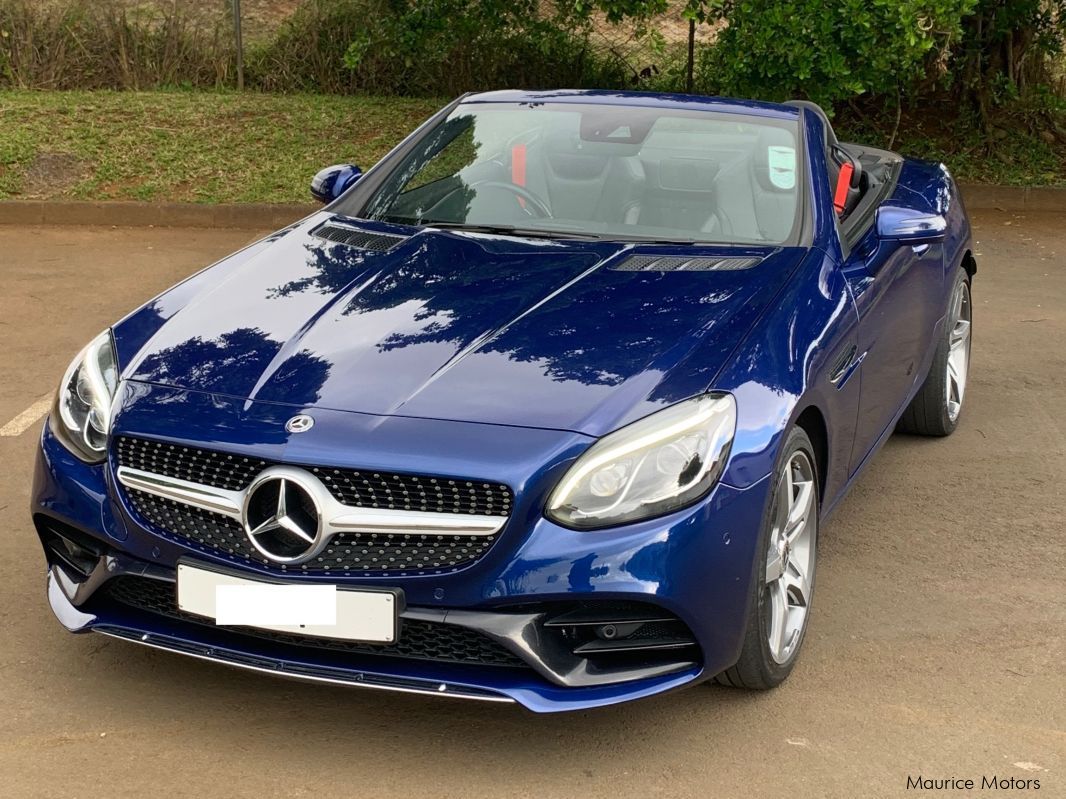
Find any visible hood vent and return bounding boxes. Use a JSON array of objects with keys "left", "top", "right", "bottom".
[
  {"left": 611, "top": 254, "right": 763, "bottom": 272},
  {"left": 313, "top": 222, "right": 406, "bottom": 252}
]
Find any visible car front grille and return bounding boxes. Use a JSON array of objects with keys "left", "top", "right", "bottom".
[
  {"left": 115, "top": 436, "right": 512, "bottom": 516},
  {"left": 115, "top": 436, "right": 512, "bottom": 576},
  {"left": 102, "top": 575, "right": 528, "bottom": 669}
]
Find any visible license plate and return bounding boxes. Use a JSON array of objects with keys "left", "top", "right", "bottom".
[{"left": 176, "top": 562, "right": 399, "bottom": 643}]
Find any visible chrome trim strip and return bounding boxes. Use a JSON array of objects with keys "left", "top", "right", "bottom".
[
  {"left": 330, "top": 508, "right": 503, "bottom": 536},
  {"left": 93, "top": 629, "right": 515, "bottom": 703},
  {"left": 116, "top": 464, "right": 508, "bottom": 539},
  {"left": 117, "top": 466, "right": 244, "bottom": 519}
]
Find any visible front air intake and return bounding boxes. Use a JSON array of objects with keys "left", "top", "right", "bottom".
[
  {"left": 101, "top": 576, "right": 529, "bottom": 669},
  {"left": 540, "top": 600, "right": 700, "bottom": 671},
  {"left": 312, "top": 222, "right": 406, "bottom": 252},
  {"left": 35, "top": 516, "right": 105, "bottom": 578}
]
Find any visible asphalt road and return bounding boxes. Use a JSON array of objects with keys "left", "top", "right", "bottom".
[{"left": 0, "top": 212, "right": 1063, "bottom": 798}]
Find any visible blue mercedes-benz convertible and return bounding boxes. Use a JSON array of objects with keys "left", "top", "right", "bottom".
[{"left": 32, "top": 90, "right": 975, "bottom": 712}]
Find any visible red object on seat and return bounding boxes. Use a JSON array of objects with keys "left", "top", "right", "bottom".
[
  {"left": 511, "top": 144, "right": 527, "bottom": 209},
  {"left": 511, "top": 144, "right": 527, "bottom": 187},
  {"left": 833, "top": 161, "right": 854, "bottom": 215}
]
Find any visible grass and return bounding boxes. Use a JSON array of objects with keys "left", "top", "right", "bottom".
[
  {"left": 0, "top": 90, "right": 441, "bottom": 203},
  {"left": 0, "top": 89, "right": 1063, "bottom": 204}
]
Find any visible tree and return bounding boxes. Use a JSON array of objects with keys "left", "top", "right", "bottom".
[{"left": 956, "top": 0, "right": 1066, "bottom": 125}]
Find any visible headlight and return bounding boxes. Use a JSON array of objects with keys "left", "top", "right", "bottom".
[
  {"left": 546, "top": 393, "right": 736, "bottom": 530},
  {"left": 53, "top": 331, "right": 119, "bottom": 462}
]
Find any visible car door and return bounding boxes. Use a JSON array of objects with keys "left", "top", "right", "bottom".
[{"left": 841, "top": 201, "right": 945, "bottom": 475}]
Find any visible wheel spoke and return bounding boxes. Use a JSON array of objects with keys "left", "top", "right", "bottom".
[
  {"left": 767, "top": 579, "right": 789, "bottom": 658},
  {"left": 764, "top": 449, "right": 818, "bottom": 665},
  {"left": 947, "top": 359, "right": 960, "bottom": 388},
  {"left": 951, "top": 319, "right": 970, "bottom": 347},
  {"left": 766, "top": 548, "right": 784, "bottom": 583},
  {"left": 944, "top": 281, "right": 971, "bottom": 423},
  {"left": 784, "top": 563, "right": 811, "bottom": 608},
  {"left": 772, "top": 472, "right": 789, "bottom": 534},
  {"left": 785, "top": 479, "right": 814, "bottom": 540}
]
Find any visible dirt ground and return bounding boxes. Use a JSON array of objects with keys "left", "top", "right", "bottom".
[{"left": 0, "top": 211, "right": 1063, "bottom": 798}]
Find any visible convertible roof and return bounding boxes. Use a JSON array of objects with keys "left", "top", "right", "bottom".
[{"left": 461, "top": 89, "right": 801, "bottom": 120}]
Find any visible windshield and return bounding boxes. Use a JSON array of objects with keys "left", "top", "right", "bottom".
[{"left": 348, "top": 102, "right": 803, "bottom": 245}]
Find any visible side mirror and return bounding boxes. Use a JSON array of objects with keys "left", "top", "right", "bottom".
[
  {"left": 876, "top": 203, "right": 946, "bottom": 243},
  {"left": 310, "top": 164, "right": 362, "bottom": 204}
]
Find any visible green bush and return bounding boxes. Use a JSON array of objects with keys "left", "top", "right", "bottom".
[
  {"left": 243, "top": 0, "right": 371, "bottom": 93},
  {"left": 697, "top": 0, "right": 978, "bottom": 108},
  {"left": 249, "top": 0, "right": 629, "bottom": 96},
  {"left": 0, "top": 0, "right": 231, "bottom": 90},
  {"left": 0, "top": 0, "right": 629, "bottom": 95},
  {"left": 953, "top": 0, "right": 1066, "bottom": 121}
]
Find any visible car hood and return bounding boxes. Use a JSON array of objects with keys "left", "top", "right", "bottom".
[{"left": 115, "top": 214, "right": 807, "bottom": 437}]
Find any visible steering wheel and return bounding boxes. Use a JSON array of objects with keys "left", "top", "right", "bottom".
[
  {"left": 423, "top": 179, "right": 553, "bottom": 222},
  {"left": 469, "top": 180, "right": 552, "bottom": 219}
]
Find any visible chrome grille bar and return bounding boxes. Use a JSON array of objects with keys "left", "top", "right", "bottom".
[{"left": 116, "top": 465, "right": 507, "bottom": 538}]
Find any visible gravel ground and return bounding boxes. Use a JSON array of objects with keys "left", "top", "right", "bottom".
[{"left": 0, "top": 210, "right": 1063, "bottom": 798}]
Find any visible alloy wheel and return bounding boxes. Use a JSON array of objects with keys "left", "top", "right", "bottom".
[
  {"left": 945, "top": 280, "right": 972, "bottom": 423},
  {"left": 764, "top": 450, "right": 817, "bottom": 665}
]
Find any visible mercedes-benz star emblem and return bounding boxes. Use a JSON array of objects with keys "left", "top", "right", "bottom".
[
  {"left": 243, "top": 474, "right": 322, "bottom": 563},
  {"left": 285, "top": 414, "right": 315, "bottom": 433}
]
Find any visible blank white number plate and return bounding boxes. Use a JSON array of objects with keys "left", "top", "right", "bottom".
[{"left": 176, "top": 563, "right": 396, "bottom": 643}]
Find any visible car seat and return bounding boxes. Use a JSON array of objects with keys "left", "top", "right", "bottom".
[
  {"left": 636, "top": 156, "right": 722, "bottom": 234},
  {"left": 522, "top": 132, "right": 645, "bottom": 225},
  {"left": 750, "top": 127, "right": 800, "bottom": 242}
]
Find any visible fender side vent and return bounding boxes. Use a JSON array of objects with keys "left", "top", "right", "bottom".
[
  {"left": 312, "top": 222, "right": 406, "bottom": 252},
  {"left": 612, "top": 255, "right": 762, "bottom": 272}
]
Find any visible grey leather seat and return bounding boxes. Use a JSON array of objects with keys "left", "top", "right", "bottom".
[
  {"left": 751, "top": 127, "right": 800, "bottom": 242},
  {"left": 526, "top": 133, "right": 645, "bottom": 225},
  {"left": 636, "top": 156, "right": 721, "bottom": 233}
]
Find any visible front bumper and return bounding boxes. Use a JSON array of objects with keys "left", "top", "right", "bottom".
[{"left": 32, "top": 412, "right": 772, "bottom": 713}]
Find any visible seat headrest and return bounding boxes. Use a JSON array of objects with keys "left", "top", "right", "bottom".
[
  {"left": 542, "top": 132, "right": 609, "bottom": 180},
  {"left": 656, "top": 157, "right": 719, "bottom": 192},
  {"left": 752, "top": 128, "right": 798, "bottom": 194}
]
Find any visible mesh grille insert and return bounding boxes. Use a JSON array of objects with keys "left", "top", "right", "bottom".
[
  {"left": 312, "top": 223, "right": 406, "bottom": 252},
  {"left": 611, "top": 255, "right": 763, "bottom": 272},
  {"left": 115, "top": 437, "right": 512, "bottom": 516},
  {"left": 126, "top": 487, "right": 498, "bottom": 575},
  {"left": 103, "top": 576, "right": 527, "bottom": 669},
  {"left": 116, "top": 437, "right": 267, "bottom": 491},
  {"left": 115, "top": 436, "right": 512, "bottom": 575}
]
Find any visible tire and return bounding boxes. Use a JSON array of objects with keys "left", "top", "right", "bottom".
[
  {"left": 716, "top": 426, "right": 819, "bottom": 690},
  {"left": 897, "top": 267, "right": 973, "bottom": 436}
]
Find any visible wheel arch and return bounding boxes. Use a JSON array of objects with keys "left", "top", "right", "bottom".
[{"left": 793, "top": 404, "right": 829, "bottom": 506}]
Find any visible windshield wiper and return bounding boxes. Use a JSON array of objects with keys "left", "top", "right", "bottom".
[
  {"left": 421, "top": 221, "right": 602, "bottom": 241},
  {"left": 418, "top": 221, "right": 734, "bottom": 246},
  {"left": 612, "top": 235, "right": 698, "bottom": 245}
]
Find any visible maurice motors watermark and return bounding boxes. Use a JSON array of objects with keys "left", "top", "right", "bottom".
[{"left": 905, "top": 775, "right": 1042, "bottom": 791}]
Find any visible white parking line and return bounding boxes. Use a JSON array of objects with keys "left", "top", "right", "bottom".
[{"left": 0, "top": 394, "right": 53, "bottom": 437}]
